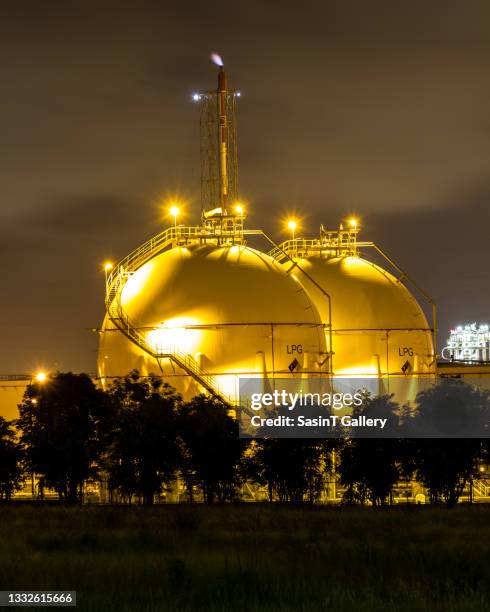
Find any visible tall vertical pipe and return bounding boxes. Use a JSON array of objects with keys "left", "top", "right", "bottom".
[{"left": 218, "top": 67, "right": 228, "bottom": 211}]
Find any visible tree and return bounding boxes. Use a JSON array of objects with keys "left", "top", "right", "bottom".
[
  {"left": 405, "top": 380, "right": 489, "bottom": 507},
  {"left": 105, "top": 371, "right": 181, "bottom": 504},
  {"left": 0, "top": 417, "right": 22, "bottom": 500},
  {"left": 178, "top": 395, "right": 247, "bottom": 503},
  {"left": 337, "top": 395, "right": 402, "bottom": 506},
  {"left": 247, "top": 438, "right": 333, "bottom": 503},
  {"left": 408, "top": 439, "right": 484, "bottom": 507},
  {"left": 17, "top": 372, "right": 109, "bottom": 503},
  {"left": 338, "top": 438, "right": 401, "bottom": 506}
]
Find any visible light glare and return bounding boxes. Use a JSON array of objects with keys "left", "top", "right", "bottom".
[
  {"left": 147, "top": 317, "right": 202, "bottom": 355},
  {"left": 35, "top": 371, "right": 47, "bottom": 383}
]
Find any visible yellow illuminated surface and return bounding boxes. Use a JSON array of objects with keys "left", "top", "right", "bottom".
[
  {"left": 146, "top": 317, "right": 202, "bottom": 355},
  {"left": 334, "top": 365, "right": 379, "bottom": 377},
  {"left": 98, "top": 244, "right": 327, "bottom": 400},
  {"left": 121, "top": 262, "right": 155, "bottom": 304},
  {"left": 289, "top": 255, "right": 434, "bottom": 377}
]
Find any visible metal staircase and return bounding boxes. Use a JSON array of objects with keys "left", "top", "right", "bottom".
[
  {"left": 105, "top": 227, "right": 235, "bottom": 406},
  {"left": 472, "top": 478, "right": 490, "bottom": 499}
]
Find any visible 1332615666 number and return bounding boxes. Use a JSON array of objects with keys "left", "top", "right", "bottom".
[{"left": 0, "top": 591, "right": 76, "bottom": 607}]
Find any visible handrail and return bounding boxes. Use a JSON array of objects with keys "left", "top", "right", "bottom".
[
  {"left": 107, "top": 295, "right": 235, "bottom": 405},
  {"left": 362, "top": 243, "right": 437, "bottom": 355},
  {"left": 106, "top": 225, "right": 250, "bottom": 293}
]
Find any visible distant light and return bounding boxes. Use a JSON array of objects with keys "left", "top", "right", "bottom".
[
  {"left": 234, "top": 203, "right": 244, "bottom": 216},
  {"left": 31, "top": 398, "right": 37, "bottom": 405},
  {"left": 104, "top": 262, "right": 113, "bottom": 272},
  {"left": 348, "top": 217, "right": 359, "bottom": 229},
  {"left": 192, "top": 93, "right": 201, "bottom": 102},
  {"left": 236, "top": 91, "right": 241, "bottom": 97},
  {"left": 35, "top": 371, "right": 47, "bottom": 383},
  {"left": 442, "top": 322, "right": 490, "bottom": 362}
]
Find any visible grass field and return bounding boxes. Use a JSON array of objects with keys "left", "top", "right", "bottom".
[{"left": 0, "top": 504, "right": 487, "bottom": 611}]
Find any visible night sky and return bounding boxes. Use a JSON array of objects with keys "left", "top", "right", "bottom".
[{"left": 1, "top": 1, "right": 489, "bottom": 374}]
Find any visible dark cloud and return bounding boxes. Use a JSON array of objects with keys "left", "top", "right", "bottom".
[{"left": 0, "top": 0, "right": 489, "bottom": 371}]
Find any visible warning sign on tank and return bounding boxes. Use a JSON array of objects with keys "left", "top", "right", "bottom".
[{"left": 401, "top": 360, "right": 412, "bottom": 374}]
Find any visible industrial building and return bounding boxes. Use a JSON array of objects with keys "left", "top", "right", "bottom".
[{"left": 442, "top": 324, "right": 490, "bottom": 363}]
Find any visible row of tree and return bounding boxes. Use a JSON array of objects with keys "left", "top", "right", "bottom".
[{"left": 0, "top": 371, "right": 486, "bottom": 507}]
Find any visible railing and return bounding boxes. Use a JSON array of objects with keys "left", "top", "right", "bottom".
[
  {"left": 267, "top": 237, "right": 359, "bottom": 265},
  {"left": 472, "top": 479, "right": 490, "bottom": 498},
  {"left": 106, "top": 225, "right": 247, "bottom": 297},
  {"left": 268, "top": 239, "right": 319, "bottom": 262},
  {"left": 107, "top": 294, "right": 234, "bottom": 405},
  {"left": 268, "top": 238, "right": 378, "bottom": 263}
]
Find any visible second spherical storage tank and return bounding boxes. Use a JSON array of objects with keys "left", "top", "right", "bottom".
[
  {"left": 288, "top": 254, "right": 435, "bottom": 378},
  {"left": 98, "top": 243, "right": 328, "bottom": 401}
]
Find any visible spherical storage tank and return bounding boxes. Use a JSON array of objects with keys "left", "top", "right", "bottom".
[
  {"left": 289, "top": 252, "right": 435, "bottom": 377},
  {"left": 98, "top": 242, "right": 328, "bottom": 401}
]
